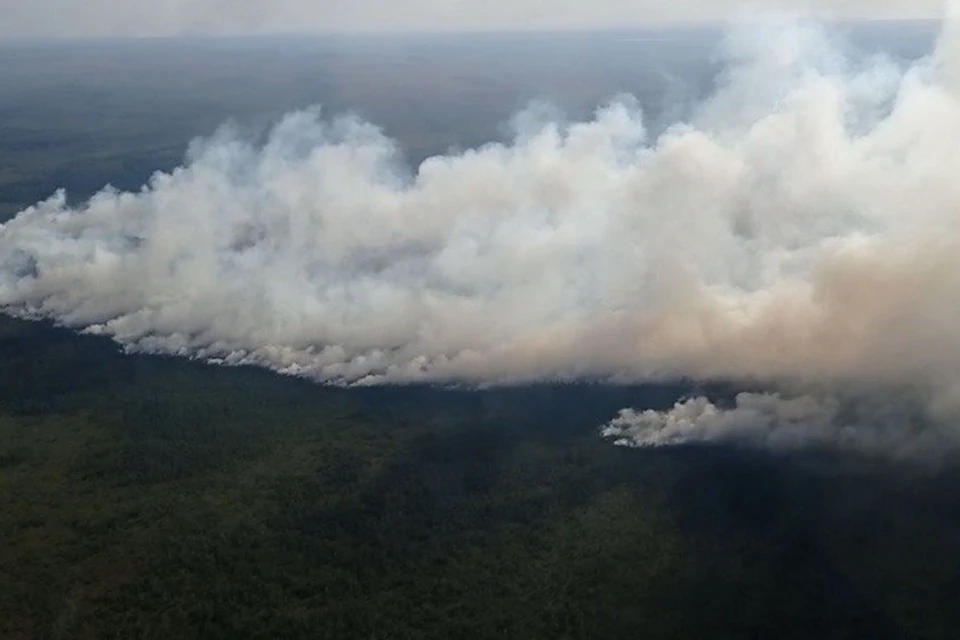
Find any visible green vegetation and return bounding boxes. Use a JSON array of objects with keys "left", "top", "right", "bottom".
[{"left": 0, "top": 314, "right": 959, "bottom": 639}]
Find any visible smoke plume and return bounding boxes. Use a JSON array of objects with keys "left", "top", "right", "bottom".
[
  {"left": 4, "top": 12, "right": 960, "bottom": 451},
  {"left": 599, "top": 392, "right": 950, "bottom": 457}
]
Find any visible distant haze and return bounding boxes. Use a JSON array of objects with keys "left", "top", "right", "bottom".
[{"left": 0, "top": 0, "right": 945, "bottom": 39}]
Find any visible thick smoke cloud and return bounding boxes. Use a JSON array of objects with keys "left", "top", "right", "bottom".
[{"left": 4, "top": 11, "right": 960, "bottom": 456}]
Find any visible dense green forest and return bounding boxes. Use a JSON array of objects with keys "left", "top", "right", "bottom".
[{"left": 1, "top": 313, "right": 959, "bottom": 639}]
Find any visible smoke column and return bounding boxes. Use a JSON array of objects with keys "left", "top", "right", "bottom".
[{"left": 3, "top": 10, "right": 960, "bottom": 452}]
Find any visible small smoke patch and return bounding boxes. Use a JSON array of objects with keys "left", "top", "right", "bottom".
[{"left": 599, "top": 392, "right": 953, "bottom": 458}]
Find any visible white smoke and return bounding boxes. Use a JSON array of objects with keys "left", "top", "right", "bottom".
[
  {"left": 3, "top": 11, "right": 960, "bottom": 426},
  {"left": 599, "top": 392, "right": 949, "bottom": 457}
]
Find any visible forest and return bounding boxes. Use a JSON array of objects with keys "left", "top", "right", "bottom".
[{"left": 1, "top": 313, "right": 959, "bottom": 639}]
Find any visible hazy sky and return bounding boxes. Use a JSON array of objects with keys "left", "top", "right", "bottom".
[{"left": 0, "top": 0, "right": 945, "bottom": 38}]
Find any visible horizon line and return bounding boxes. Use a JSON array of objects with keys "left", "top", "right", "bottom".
[{"left": 0, "top": 17, "right": 942, "bottom": 44}]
